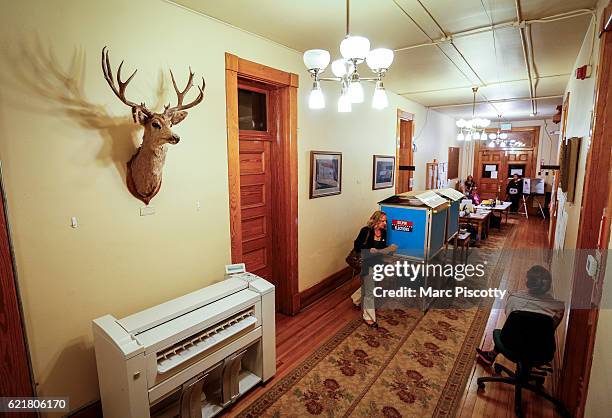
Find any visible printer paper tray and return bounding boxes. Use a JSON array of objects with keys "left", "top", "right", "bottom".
[{"left": 148, "top": 326, "right": 262, "bottom": 404}]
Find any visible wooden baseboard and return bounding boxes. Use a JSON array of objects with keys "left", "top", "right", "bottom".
[
  {"left": 67, "top": 400, "right": 102, "bottom": 418},
  {"left": 299, "top": 266, "right": 355, "bottom": 311}
]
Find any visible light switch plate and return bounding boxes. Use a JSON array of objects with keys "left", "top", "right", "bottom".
[{"left": 140, "top": 206, "right": 156, "bottom": 216}]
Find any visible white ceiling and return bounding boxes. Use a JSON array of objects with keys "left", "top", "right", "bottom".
[{"left": 172, "top": 0, "right": 597, "bottom": 121}]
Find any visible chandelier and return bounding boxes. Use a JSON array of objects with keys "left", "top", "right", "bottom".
[
  {"left": 302, "top": 0, "right": 394, "bottom": 112},
  {"left": 456, "top": 87, "right": 491, "bottom": 141}
]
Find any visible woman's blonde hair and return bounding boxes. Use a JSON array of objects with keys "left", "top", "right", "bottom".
[{"left": 367, "top": 210, "right": 387, "bottom": 229}]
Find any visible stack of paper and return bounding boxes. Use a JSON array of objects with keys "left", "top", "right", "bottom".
[{"left": 415, "top": 191, "right": 448, "bottom": 208}]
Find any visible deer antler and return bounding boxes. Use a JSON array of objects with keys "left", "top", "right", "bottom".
[
  {"left": 101, "top": 47, "right": 152, "bottom": 120},
  {"left": 165, "top": 68, "right": 205, "bottom": 114}
]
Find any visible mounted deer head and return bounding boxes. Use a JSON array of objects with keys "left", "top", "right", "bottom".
[{"left": 101, "top": 47, "right": 205, "bottom": 204}]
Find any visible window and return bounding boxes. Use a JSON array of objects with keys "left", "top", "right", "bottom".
[
  {"left": 238, "top": 89, "right": 267, "bottom": 131},
  {"left": 508, "top": 164, "right": 525, "bottom": 178},
  {"left": 482, "top": 164, "right": 498, "bottom": 178}
]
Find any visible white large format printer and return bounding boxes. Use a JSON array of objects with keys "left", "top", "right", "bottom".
[{"left": 92, "top": 273, "right": 275, "bottom": 418}]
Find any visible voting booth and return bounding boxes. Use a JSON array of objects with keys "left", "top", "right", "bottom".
[
  {"left": 379, "top": 191, "right": 449, "bottom": 261},
  {"left": 434, "top": 188, "right": 464, "bottom": 242}
]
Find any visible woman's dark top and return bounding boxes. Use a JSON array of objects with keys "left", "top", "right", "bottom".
[
  {"left": 506, "top": 179, "right": 523, "bottom": 198},
  {"left": 354, "top": 226, "right": 387, "bottom": 252},
  {"left": 464, "top": 180, "right": 476, "bottom": 194}
]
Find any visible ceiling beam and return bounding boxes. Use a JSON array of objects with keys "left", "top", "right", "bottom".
[
  {"left": 516, "top": 0, "right": 536, "bottom": 116},
  {"left": 427, "top": 94, "right": 563, "bottom": 109},
  {"left": 393, "top": 8, "right": 595, "bottom": 53},
  {"left": 399, "top": 73, "right": 570, "bottom": 96}
]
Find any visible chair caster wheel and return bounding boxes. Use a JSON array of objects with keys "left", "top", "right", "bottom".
[
  {"left": 477, "top": 381, "right": 485, "bottom": 390},
  {"left": 494, "top": 363, "right": 503, "bottom": 375}
]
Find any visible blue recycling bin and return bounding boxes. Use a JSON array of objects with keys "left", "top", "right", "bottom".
[{"left": 379, "top": 195, "right": 449, "bottom": 260}]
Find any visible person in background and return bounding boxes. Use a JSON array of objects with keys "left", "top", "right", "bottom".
[
  {"left": 476, "top": 265, "right": 565, "bottom": 367},
  {"left": 463, "top": 175, "right": 477, "bottom": 197},
  {"left": 350, "top": 211, "right": 397, "bottom": 327},
  {"left": 471, "top": 185, "right": 482, "bottom": 205},
  {"left": 506, "top": 174, "right": 523, "bottom": 212}
]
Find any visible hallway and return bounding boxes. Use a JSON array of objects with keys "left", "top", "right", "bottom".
[{"left": 227, "top": 216, "right": 559, "bottom": 417}]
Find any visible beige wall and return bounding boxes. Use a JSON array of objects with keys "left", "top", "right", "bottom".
[{"left": 0, "top": 0, "right": 457, "bottom": 413}]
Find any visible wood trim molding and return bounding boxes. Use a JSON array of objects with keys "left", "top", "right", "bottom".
[
  {"left": 225, "top": 53, "right": 299, "bottom": 87},
  {"left": 225, "top": 53, "right": 300, "bottom": 315},
  {"left": 299, "top": 267, "right": 357, "bottom": 311}
]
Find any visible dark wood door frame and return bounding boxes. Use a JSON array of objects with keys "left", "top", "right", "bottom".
[
  {"left": 225, "top": 53, "right": 300, "bottom": 315},
  {"left": 395, "top": 109, "right": 414, "bottom": 194},
  {"left": 0, "top": 167, "right": 35, "bottom": 407},
  {"left": 559, "top": 9, "right": 612, "bottom": 417}
]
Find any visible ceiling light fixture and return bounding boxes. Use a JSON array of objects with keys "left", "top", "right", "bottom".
[
  {"left": 456, "top": 87, "right": 490, "bottom": 141},
  {"left": 485, "top": 115, "right": 517, "bottom": 148},
  {"left": 303, "top": 0, "right": 393, "bottom": 111}
]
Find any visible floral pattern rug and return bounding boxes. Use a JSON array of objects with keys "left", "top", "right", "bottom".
[{"left": 236, "top": 226, "right": 515, "bottom": 418}]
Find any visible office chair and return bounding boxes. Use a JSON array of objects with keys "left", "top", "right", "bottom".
[{"left": 477, "top": 311, "right": 571, "bottom": 418}]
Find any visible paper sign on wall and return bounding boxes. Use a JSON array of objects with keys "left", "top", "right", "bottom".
[
  {"left": 491, "top": 171, "right": 498, "bottom": 179},
  {"left": 485, "top": 164, "right": 497, "bottom": 171}
]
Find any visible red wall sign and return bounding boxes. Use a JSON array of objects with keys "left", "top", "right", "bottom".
[{"left": 391, "top": 219, "right": 413, "bottom": 232}]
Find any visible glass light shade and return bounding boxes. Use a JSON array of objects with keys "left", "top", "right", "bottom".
[
  {"left": 348, "top": 80, "right": 364, "bottom": 103},
  {"left": 480, "top": 132, "right": 487, "bottom": 140},
  {"left": 488, "top": 141, "right": 496, "bottom": 147},
  {"left": 473, "top": 132, "right": 481, "bottom": 140},
  {"left": 465, "top": 133, "right": 472, "bottom": 142},
  {"left": 331, "top": 59, "right": 354, "bottom": 77},
  {"left": 366, "top": 48, "right": 394, "bottom": 71},
  {"left": 338, "top": 92, "right": 352, "bottom": 112},
  {"left": 456, "top": 119, "right": 466, "bottom": 128},
  {"left": 303, "top": 49, "right": 331, "bottom": 71},
  {"left": 499, "top": 132, "right": 508, "bottom": 140},
  {"left": 308, "top": 86, "right": 325, "bottom": 109},
  {"left": 457, "top": 132, "right": 465, "bottom": 141},
  {"left": 340, "top": 35, "right": 370, "bottom": 60},
  {"left": 372, "top": 86, "right": 388, "bottom": 109},
  {"left": 488, "top": 133, "right": 497, "bottom": 140}
]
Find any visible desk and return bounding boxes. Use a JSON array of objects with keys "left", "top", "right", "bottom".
[
  {"left": 460, "top": 211, "right": 491, "bottom": 240},
  {"left": 474, "top": 202, "right": 512, "bottom": 227}
]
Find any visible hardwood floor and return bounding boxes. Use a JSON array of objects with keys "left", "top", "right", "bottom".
[{"left": 225, "top": 215, "right": 558, "bottom": 417}]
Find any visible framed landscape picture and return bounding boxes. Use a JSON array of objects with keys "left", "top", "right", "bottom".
[
  {"left": 310, "top": 151, "right": 342, "bottom": 198},
  {"left": 372, "top": 155, "right": 395, "bottom": 190}
]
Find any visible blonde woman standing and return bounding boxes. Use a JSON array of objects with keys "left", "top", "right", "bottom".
[{"left": 350, "top": 210, "right": 397, "bottom": 326}]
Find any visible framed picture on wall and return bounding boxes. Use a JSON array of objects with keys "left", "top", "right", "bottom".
[
  {"left": 372, "top": 155, "right": 395, "bottom": 190},
  {"left": 310, "top": 151, "right": 342, "bottom": 198}
]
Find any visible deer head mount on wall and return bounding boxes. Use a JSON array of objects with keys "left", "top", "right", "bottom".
[{"left": 101, "top": 47, "right": 205, "bottom": 204}]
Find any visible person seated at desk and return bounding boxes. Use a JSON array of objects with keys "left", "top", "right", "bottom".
[
  {"left": 476, "top": 265, "right": 565, "bottom": 367},
  {"left": 506, "top": 174, "right": 523, "bottom": 212},
  {"left": 463, "top": 175, "right": 477, "bottom": 197}
]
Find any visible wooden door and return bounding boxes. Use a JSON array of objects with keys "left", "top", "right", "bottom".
[
  {"left": 239, "top": 139, "right": 273, "bottom": 282},
  {"left": 396, "top": 115, "right": 413, "bottom": 193},
  {"left": 238, "top": 81, "right": 276, "bottom": 288},
  {"left": 473, "top": 127, "right": 539, "bottom": 199},
  {"left": 475, "top": 149, "right": 505, "bottom": 199},
  {"left": 0, "top": 179, "right": 34, "bottom": 412}
]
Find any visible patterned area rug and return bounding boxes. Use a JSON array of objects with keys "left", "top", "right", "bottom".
[{"left": 237, "top": 226, "right": 516, "bottom": 418}]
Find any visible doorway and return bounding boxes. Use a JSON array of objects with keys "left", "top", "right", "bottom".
[
  {"left": 0, "top": 170, "right": 34, "bottom": 405},
  {"left": 472, "top": 126, "right": 540, "bottom": 199},
  {"left": 396, "top": 110, "right": 414, "bottom": 194},
  {"left": 225, "top": 54, "right": 299, "bottom": 315}
]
